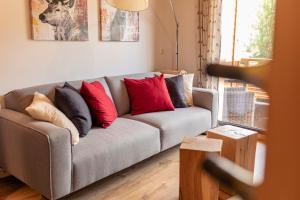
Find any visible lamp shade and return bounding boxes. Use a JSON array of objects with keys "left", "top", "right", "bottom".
[{"left": 105, "top": 0, "right": 149, "bottom": 11}]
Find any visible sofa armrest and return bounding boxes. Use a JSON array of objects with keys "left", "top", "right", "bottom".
[
  {"left": 0, "top": 109, "right": 72, "bottom": 200},
  {"left": 193, "top": 88, "right": 219, "bottom": 128}
]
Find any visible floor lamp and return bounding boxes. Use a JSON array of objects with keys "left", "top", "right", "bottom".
[{"left": 105, "top": 0, "right": 180, "bottom": 71}]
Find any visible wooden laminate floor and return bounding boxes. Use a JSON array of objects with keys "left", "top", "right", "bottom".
[{"left": 0, "top": 144, "right": 265, "bottom": 200}]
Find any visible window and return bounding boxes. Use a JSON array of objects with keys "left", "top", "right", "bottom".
[{"left": 219, "top": 0, "right": 276, "bottom": 130}]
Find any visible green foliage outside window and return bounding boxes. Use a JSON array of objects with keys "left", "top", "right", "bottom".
[{"left": 247, "top": 0, "right": 276, "bottom": 59}]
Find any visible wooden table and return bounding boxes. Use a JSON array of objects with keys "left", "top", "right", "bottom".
[
  {"left": 180, "top": 136, "right": 223, "bottom": 200},
  {"left": 207, "top": 125, "right": 258, "bottom": 198},
  {"left": 207, "top": 125, "right": 258, "bottom": 172}
]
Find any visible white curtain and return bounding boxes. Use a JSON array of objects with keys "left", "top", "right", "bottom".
[{"left": 197, "top": 0, "right": 222, "bottom": 90}]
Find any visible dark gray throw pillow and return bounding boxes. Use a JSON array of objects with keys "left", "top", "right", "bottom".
[
  {"left": 165, "top": 75, "right": 188, "bottom": 108},
  {"left": 55, "top": 82, "right": 92, "bottom": 137}
]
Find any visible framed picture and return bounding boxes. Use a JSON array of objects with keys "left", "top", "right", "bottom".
[
  {"left": 31, "top": 0, "right": 88, "bottom": 41},
  {"left": 100, "top": 0, "right": 139, "bottom": 42}
]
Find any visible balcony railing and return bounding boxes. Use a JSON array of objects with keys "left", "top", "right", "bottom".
[{"left": 219, "top": 58, "right": 270, "bottom": 130}]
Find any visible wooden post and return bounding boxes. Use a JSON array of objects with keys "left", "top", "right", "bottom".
[
  {"left": 180, "top": 137, "right": 223, "bottom": 200},
  {"left": 257, "top": 1, "right": 300, "bottom": 199}
]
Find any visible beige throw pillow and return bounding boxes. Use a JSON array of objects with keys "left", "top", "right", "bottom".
[
  {"left": 183, "top": 74, "right": 194, "bottom": 106},
  {"left": 26, "top": 92, "right": 79, "bottom": 145}
]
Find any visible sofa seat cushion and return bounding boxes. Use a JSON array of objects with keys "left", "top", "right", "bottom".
[
  {"left": 71, "top": 118, "right": 160, "bottom": 191},
  {"left": 123, "top": 107, "right": 212, "bottom": 151}
]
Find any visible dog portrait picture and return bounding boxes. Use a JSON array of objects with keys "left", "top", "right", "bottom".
[
  {"left": 31, "top": 0, "right": 88, "bottom": 41},
  {"left": 100, "top": 0, "right": 139, "bottom": 42}
]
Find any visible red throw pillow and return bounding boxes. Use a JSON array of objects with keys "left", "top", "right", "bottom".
[
  {"left": 80, "top": 81, "right": 118, "bottom": 128},
  {"left": 124, "top": 74, "right": 175, "bottom": 115}
]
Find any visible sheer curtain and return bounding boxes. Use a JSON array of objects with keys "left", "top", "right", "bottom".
[{"left": 197, "top": 0, "right": 222, "bottom": 90}]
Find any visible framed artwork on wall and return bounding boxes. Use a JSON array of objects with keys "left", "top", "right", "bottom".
[
  {"left": 100, "top": 0, "right": 139, "bottom": 42},
  {"left": 31, "top": 0, "right": 88, "bottom": 41}
]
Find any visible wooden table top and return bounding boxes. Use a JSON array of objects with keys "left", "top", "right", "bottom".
[
  {"left": 180, "top": 136, "right": 223, "bottom": 152},
  {"left": 208, "top": 125, "right": 258, "bottom": 140}
]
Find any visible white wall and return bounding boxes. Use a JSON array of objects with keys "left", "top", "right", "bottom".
[
  {"left": 0, "top": 0, "right": 175, "bottom": 94},
  {"left": 156, "top": 0, "right": 200, "bottom": 84},
  {"left": 175, "top": 0, "right": 199, "bottom": 72}
]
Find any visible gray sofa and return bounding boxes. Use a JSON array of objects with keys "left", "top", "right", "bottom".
[{"left": 0, "top": 72, "right": 218, "bottom": 200}]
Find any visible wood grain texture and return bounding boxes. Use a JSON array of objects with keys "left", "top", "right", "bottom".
[
  {"left": 207, "top": 126, "right": 258, "bottom": 196},
  {"left": 207, "top": 126, "right": 258, "bottom": 172},
  {"left": 180, "top": 137, "right": 222, "bottom": 200},
  {"left": 257, "top": 134, "right": 267, "bottom": 144},
  {"left": 0, "top": 95, "right": 4, "bottom": 109},
  {"left": 0, "top": 177, "right": 43, "bottom": 200},
  {"left": 219, "top": 190, "right": 233, "bottom": 200},
  {"left": 257, "top": 1, "right": 300, "bottom": 199}
]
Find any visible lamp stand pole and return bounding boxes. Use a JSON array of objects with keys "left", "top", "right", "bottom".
[{"left": 169, "top": 0, "right": 179, "bottom": 71}]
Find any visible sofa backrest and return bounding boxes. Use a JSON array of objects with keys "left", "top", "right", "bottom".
[
  {"left": 105, "top": 72, "right": 158, "bottom": 116},
  {"left": 4, "top": 77, "right": 112, "bottom": 114}
]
